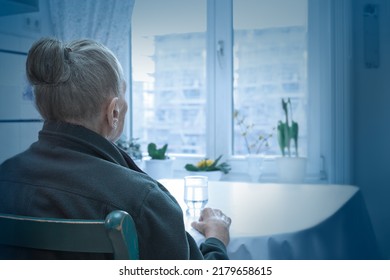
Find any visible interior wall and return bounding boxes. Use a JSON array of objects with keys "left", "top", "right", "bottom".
[
  {"left": 0, "top": 0, "right": 53, "bottom": 47},
  {"left": 0, "top": 0, "right": 53, "bottom": 163},
  {"left": 353, "top": 0, "right": 390, "bottom": 259}
]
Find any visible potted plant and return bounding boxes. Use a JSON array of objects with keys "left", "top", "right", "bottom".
[
  {"left": 234, "top": 110, "right": 274, "bottom": 182},
  {"left": 184, "top": 155, "right": 231, "bottom": 181},
  {"left": 116, "top": 137, "right": 143, "bottom": 168},
  {"left": 143, "top": 143, "right": 175, "bottom": 180},
  {"left": 276, "top": 98, "right": 307, "bottom": 183},
  {"left": 116, "top": 138, "right": 143, "bottom": 160}
]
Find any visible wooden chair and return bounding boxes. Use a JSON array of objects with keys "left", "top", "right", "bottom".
[{"left": 0, "top": 210, "right": 139, "bottom": 260}]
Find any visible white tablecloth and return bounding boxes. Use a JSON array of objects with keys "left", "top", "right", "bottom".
[{"left": 159, "top": 179, "right": 381, "bottom": 260}]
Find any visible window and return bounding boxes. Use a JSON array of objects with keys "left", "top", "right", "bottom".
[
  {"left": 131, "top": 0, "right": 207, "bottom": 155},
  {"left": 232, "top": 0, "right": 308, "bottom": 156},
  {"left": 131, "top": 0, "right": 341, "bottom": 181}
]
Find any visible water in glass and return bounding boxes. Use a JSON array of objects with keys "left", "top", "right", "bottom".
[{"left": 184, "top": 176, "right": 208, "bottom": 215}]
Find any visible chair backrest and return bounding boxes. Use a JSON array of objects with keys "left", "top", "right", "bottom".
[{"left": 0, "top": 210, "right": 139, "bottom": 260}]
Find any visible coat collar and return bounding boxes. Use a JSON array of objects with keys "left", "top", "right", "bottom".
[{"left": 40, "top": 121, "right": 132, "bottom": 169}]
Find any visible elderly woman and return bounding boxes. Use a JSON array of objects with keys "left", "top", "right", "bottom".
[{"left": 0, "top": 38, "right": 231, "bottom": 259}]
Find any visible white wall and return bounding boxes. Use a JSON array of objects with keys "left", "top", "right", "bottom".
[
  {"left": 353, "top": 0, "right": 390, "bottom": 259},
  {"left": 0, "top": 0, "right": 53, "bottom": 47},
  {"left": 0, "top": 0, "right": 54, "bottom": 163}
]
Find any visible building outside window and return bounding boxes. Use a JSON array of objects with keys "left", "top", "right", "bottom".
[
  {"left": 132, "top": 0, "right": 207, "bottom": 155},
  {"left": 233, "top": 27, "right": 307, "bottom": 156}
]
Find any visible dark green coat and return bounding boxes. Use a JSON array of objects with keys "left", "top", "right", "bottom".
[{"left": 0, "top": 121, "right": 228, "bottom": 260}]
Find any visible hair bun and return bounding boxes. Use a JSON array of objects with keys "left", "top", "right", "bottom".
[{"left": 26, "top": 37, "right": 71, "bottom": 86}]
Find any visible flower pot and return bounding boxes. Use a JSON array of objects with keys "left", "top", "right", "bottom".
[
  {"left": 144, "top": 158, "right": 174, "bottom": 180},
  {"left": 276, "top": 157, "right": 307, "bottom": 183},
  {"left": 187, "top": 171, "right": 223, "bottom": 181}
]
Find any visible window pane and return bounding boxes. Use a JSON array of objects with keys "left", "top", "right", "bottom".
[
  {"left": 132, "top": 0, "right": 206, "bottom": 155},
  {"left": 233, "top": 0, "right": 308, "bottom": 156}
]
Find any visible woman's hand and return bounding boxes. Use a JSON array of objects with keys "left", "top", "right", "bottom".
[{"left": 191, "top": 207, "right": 232, "bottom": 247}]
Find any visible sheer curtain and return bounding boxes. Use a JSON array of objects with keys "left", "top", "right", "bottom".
[
  {"left": 48, "top": 0, "right": 134, "bottom": 59},
  {"left": 48, "top": 0, "right": 135, "bottom": 138}
]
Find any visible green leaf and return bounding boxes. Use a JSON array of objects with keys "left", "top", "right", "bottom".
[
  {"left": 277, "top": 98, "right": 299, "bottom": 157},
  {"left": 184, "top": 164, "right": 199, "bottom": 171},
  {"left": 184, "top": 155, "right": 231, "bottom": 174},
  {"left": 291, "top": 121, "right": 299, "bottom": 157},
  {"left": 291, "top": 121, "right": 298, "bottom": 140},
  {"left": 282, "top": 98, "right": 288, "bottom": 117},
  {"left": 147, "top": 143, "right": 157, "bottom": 157},
  {"left": 277, "top": 121, "right": 286, "bottom": 156},
  {"left": 148, "top": 142, "right": 168, "bottom": 159},
  {"left": 217, "top": 162, "right": 231, "bottom": 174},
  {"left": 208, "top": 155, "right": 222, "bottom": 170}
]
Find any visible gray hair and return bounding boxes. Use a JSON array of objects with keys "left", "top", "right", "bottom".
[{"left": 26, "top": 37, "right": 124, "bottom": 121}]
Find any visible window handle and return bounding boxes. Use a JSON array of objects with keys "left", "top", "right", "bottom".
[
  {"left": 217, "top": 40, "right": 224, "bottom": 56},
  {"left": 320, "top": 155, "right": 328, "bottom": 181},
  {"left": 217, "top": 40, "right": 224, "bottom": 68}
]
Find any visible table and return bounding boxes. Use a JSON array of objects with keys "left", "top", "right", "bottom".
[{"left": 159, "top": 179, "right": 381, "bottom": 260}]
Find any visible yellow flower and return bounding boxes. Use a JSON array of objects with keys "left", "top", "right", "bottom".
[
  {"left": 196, "top": 159, "right": 214, "bottom": 168},
  {"left": 185, "top": 155, "right": 230, "bottom": 174}
]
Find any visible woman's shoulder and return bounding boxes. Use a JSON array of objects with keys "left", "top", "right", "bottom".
[{"left": 103, "top": 168, "right": 180, "bottom": 215}]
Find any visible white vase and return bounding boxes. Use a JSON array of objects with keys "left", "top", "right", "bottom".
[
  {"left": 246, "top": 155, "right": 264, "bottom": 182},
  {"left": 144, "top": 158, "right": 174, "bottom": 180},
  {"left": 276, "top": 157, "right": 307, "bottom": 183},
  {"left": 187, "top": 171, "right": 223, "bottom": 181}
]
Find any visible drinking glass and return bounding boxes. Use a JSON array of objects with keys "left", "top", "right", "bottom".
[{"left": 184, "top": 176, "right": 208, "bottom": 216}]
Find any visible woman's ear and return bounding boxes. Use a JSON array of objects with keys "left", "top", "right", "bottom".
[{"left": 106, "top": 96, "right": 119, "bottom": 129}]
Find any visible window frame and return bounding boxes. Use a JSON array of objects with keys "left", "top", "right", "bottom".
[{"left": 130, "top": 0, "right": 352, "bottom": 183}]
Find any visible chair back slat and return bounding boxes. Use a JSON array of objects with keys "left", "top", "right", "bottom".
[{"left": 0, "top": 210, "right": 139, "bottom": 259}]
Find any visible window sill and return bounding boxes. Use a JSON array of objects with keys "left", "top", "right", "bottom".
[{"left": 137, "top": 154, "right": 326, "bottom": 184}]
